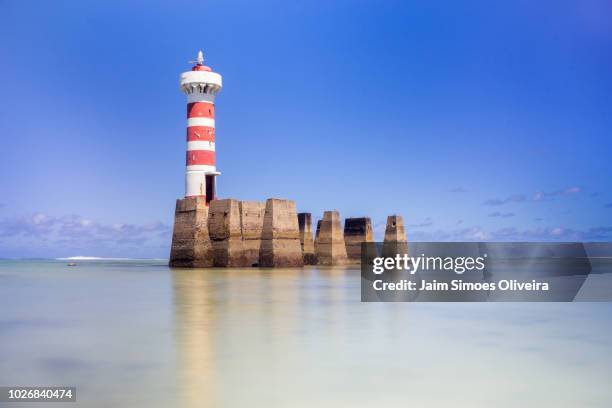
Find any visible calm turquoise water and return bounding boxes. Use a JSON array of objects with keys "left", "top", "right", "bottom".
[{"left": 1, "top": 260, "right": 611, "bottom": 407}]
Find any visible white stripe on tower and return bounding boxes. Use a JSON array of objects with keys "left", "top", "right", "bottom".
[
  {"left": 185, "top": 164, "right": 217, "bottom": 172},
  {"left": 187, "top": 117, "right": 215, "bottom": 128},
  {"left": 187, "top": 141, "right": 215, "bottom": 151}
]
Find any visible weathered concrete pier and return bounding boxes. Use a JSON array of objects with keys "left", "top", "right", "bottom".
[
  {"left": 208, "top": 199, "right": 246, "bottom": 267},
  {"left": 298, "top": 213, "right": 316, "bottom": 265},
  {"left": 314, "top": 211, "right": 349, "bottom": 266},
  {"left": 240, "top": 201, "right": 266, "bottom": 266},
  {"left": 259, "top": 199, "right": 304, "bottom": 267},
  {"left": 381, "top": 215, "right": 409, "bottom": 258},
  {"left": 344, "top": 217, "right": 373, "bottom": 263},
  {"left": 170, "top": 204, "right": 408, "bottom": 268},
  {"left": 169, "top": 197, "right": 213, "bottom": 268}
]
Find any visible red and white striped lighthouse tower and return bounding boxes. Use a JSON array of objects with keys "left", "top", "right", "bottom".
[{"left": 180, "top": 50, "right": 223, "bottom": 203}]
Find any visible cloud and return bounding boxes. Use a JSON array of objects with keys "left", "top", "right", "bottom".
[
  {"left": 408, "top": 217, "right": 433, "bottom": 228},
  {"left": 482, "top": 194, "right": 527, "bottom": 206},
  {"left": 484, "top": 226, "right": 612, "bottom": 241},
  {"left": 0, "top": 213, "right": 57, "bottom": 237},
  {"left": 410, "top": 227, "right": 492, "bottom": 241},
  {"left": 0, "top": 212, "right": 171, "bottom": 257},
  {"left": 483, "top": 186, "right": 582, "bottom": 206},
  {"left": 459, "top": 228, "right": 490, "bottom": 240},
  {"left": 565, "top": 186, "right": 581, "bottom": 194},
  {"left": 488, "top": 212, "right": 515, "bottom": 218},
  {"left": 534, "top": 186, "right": 581, "bottom": 201},
  {"left": 450, "top": 187, "right": 466, "bottom": 193},
  {"left": 408, "top": 224, "right": 612, "bottom": 242}
]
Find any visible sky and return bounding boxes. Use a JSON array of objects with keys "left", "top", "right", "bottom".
[{"left": 0, "top": 0, "right": 611, "bottom": 258}]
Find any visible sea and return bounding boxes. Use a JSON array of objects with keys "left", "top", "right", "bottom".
[{"left": 1, "top": 259, "right": 611, "bottom": 407}]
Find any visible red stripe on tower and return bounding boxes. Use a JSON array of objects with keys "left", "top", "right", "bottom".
[
  {"left": 186, "top": 126, "right": 215, "bottom": 142},
  {"left": 187, "top": 102, "right": 215, "bottom": 119},
  {"left": 186, "top": 150, "right": 216, "bottom": 166}
]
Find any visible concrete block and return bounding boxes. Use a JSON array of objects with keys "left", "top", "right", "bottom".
[
  {"left": 169, "top": 197, "right": 213, "bottom": 268},
  {"left": 382, "top": 215, "right": 409, "bottom": 258},
  {"left": 259, "top": 199, "right": 304, "bottom": 267},
  {"left": 315, "top": 210, "right": 348, "bottom": 266},
  {"left": 208, "top": 199, "right": 248, "bottom": 267},
  {"left": 344, "top": 217, "right": 373, "bottom": 263},
  {"left": 298, "top": 212, "right": 316, "bottom": 265},
  {"left": 240, "top": 201, "right": 265, "bottom": 266}
]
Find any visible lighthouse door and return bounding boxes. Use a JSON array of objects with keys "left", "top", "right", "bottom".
[{"left": 205, "top": 175, "right": 215, "bottom": 204}]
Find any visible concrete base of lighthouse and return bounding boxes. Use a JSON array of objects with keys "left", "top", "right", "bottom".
[
  {"left": 259, "top": 199, "right": 304, "bottom": 268},
  {"left": 169, "top": 197, "right": 304, "bottom": 268},
  {"left": 169, "top": 197, "right": 213, "bottom": 268},
  {"left": 168, "top": 196, "right": 409, "bottom": 269},
  {"left": 208, "top": 199, "right": 251, "bottom": 267}
]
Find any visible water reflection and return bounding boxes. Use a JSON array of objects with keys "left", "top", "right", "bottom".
[
  {"left": 171, "top": 267, "right": 357, "bottom": 407},
  {"left": 172, "top": 269, "right": 217, "bottom": 408}
]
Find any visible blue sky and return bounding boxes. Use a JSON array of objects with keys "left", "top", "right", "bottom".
[{"left": 1, "top": 0, "right": 611, "bottom": 258}]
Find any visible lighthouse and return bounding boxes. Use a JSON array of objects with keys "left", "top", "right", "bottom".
[
  {"left": 180, "top": 50, "right": 223, "bottom": 203},
  {"left": 170, "top": 51, "right": 404, "bottom": 269}
]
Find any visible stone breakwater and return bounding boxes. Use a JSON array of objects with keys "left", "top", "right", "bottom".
[{"left": 169, "top": 197, "right": 407, "bottom": 268}]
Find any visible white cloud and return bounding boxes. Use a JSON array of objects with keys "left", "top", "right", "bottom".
[
  {"left": 0, "top": 212, "right": 171, "bottom": 258},
  {"left": 408, "top": 225, "right": 612, "bottom": 242},
  {"left": 484, "top": 186, "right": 582, "bottom": 206},
  {"left": 533, "top": 186, "right": 581, "bottom": 201}
]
